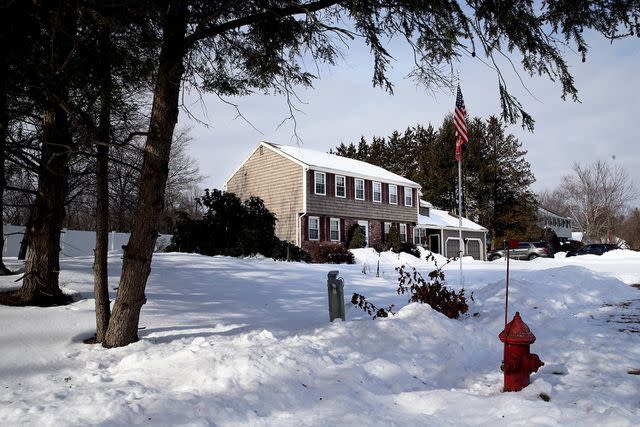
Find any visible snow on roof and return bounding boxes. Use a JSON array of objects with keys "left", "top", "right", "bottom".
[
  {"left": 266, "top": 142, "right": 419, "bottom": 187},
  {"left": 417, "top": 202, "right": 487, "bottom": 232}
]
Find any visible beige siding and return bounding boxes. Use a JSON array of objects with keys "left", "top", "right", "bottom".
[{"left": 226, "top": 147, "right": 303, "bottom": 243}]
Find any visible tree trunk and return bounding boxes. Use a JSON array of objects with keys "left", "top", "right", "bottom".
[
  {"left": 17, "top": 3, "right": 77, "bottom": 306},
  {"left": 92, "top": 24, "right": 113, "bottom": 343},
  {"left": 104, "top": 0, "right": 187, "bottom": 347},
  {"left": 18, "top": 212, "right": 32, "bottom": 260},
  {"left": 0, "top": 46, "right": 13, "bottom": 275},
  {"left": 19, "top": 109, "right": 72, "bottom": 304}
]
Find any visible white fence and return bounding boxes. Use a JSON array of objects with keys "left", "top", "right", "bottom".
[{"left": 3, "top": 224, "right": 172, "bottom": 258}]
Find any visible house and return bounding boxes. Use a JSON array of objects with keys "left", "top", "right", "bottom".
[
  {"left": 538, "top": 207, "right": 572, "bottom": 240},
  {"left": 224, "top": 142, "right": 421, "bottom": 252},
  {"left": 414, "top": 200, "right": 488, "bottom": 260}
]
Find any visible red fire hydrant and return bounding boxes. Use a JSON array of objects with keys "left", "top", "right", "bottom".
[{"left": 499, "top": 312, "right": 544, "bottom": 392}]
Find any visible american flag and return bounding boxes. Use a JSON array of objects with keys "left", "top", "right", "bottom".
[{"left": 454, "top": 85, "right": 468, "bottom": 161}]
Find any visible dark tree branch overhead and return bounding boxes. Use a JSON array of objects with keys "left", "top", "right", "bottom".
[{"left": 185, "top": 0, "right": 343, "bottom": 48}]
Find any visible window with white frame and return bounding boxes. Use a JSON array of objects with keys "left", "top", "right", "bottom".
[
  {"left": 373, "top": 181, "right": 382, "bottom": 203},
  {"left": 335, "top": 175, "right": 346, "bottom": 198},
  {"left": 389, "top": 184, "right": 397, "bottom": 204},
  {"left": 314, "top": 172, "right": 326, "bottom": 195},
  {"left": 399, "top": 223, "right": 407, "bottom": 242},
  {"left": 330, "top": 218, "right": 340, "bottom": 241},
  {"left": 404, "top": 187, "right": 413, "bottom": 207},
  {"left": 308, "top": 216, "right": 319, "bottom": 240},
  {"left": 384, "top": 222, "right": 391, "bottom": 241},
  {"left": 355, "top": 178, "right": 364, "bottom": 200}
]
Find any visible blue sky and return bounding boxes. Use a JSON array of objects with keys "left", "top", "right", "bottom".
[{"left": 179, "top": 32, "right": 640, "bottom": 206}]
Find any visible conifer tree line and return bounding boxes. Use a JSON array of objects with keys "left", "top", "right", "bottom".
[
  {"left": 1, "top": 0, "right": 638, "bottom": 348},
  {"left": 332, "top": 115, "right": 540, "bottom": 247}
]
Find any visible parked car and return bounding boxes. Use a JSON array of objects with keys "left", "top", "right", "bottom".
[
  {"left": 488, "top": 241, "right": 552, "bottom": 261},
  {"left": 565, "top": 243, "right": 619, "bottom": 257}
]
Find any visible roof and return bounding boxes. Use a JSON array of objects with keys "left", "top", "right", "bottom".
[
  {"left": 538, "top": 206, "right": 571, "bottom": 220},
  {"left": 417, "top": 202, "right": 487, "bottom": 232},
  {"left": 264, "top": 142, "right": 420, "bottom": 188}
]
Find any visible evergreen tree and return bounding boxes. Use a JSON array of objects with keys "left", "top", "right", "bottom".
[
  {"left": 348, "top": 225, "right": 367, "bottom": 249},
  {"left": 332, "top": 115, "right": 538, "bottom": 245},
  {"left": 422, "top": 116, "right": 459, "bottom": 212},
  {"left": 471, "top": 117, "right": 538, "bottom": 246},
  {"left": 387, "top": 225, "right": 402, "bottom": 253}
]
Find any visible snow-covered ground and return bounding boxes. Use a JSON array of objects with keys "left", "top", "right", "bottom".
[{"left": 1, "top": 249, "right": 639, "bottom": 426}]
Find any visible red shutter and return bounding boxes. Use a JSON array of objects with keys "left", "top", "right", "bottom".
[
  {"left": 382, "top": 183, "right": 388, "bottom": 204},
  {"left": 365, "top": 180, "right": 372, "bottom": 201},
  {"left": 325, "top": 217, "right": 330, "bottom": 241},
  {"left": 340, "top": 218, "right": 346, "bottom": 243},
  {"left": 302, "top": 216, "right": 308, "bottom": 242},
  {"left": 398, "top": 186, "right": 404, "bottom": 206}
]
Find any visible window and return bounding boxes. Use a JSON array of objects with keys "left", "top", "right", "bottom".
[
  {"left": 404, "top": 187, "right": 413, "bottom": 207},
  {"left": 330, "top": 218, "right": 340, "bottom": 241},
  {"left": 399, "top": 224, "right": 407, "bottom": 242},
  {"left": 373, "top": 182, "right": 382, "bottom": 203},
  {"left": 309, "top": 216, "right": 319, "bottom": 240},
  {"left": 413, "top": 228, "right": 421, "bottom": 245},
  {"left": 335, "top": 175, "right": 346, "bottom": 198},
  {"left": 384, "top": 222, "right": 391, "bottom": 241},
  {"left": 315, "top": 172, "right": 326, "bottom": 195},
  {"left": 389, "top": 184, "right": 397, "bottom": 205},
  {"left": 355, "top": 178, "right": 364, "bottom": 200}
]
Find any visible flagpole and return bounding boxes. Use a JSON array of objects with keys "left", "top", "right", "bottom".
[
  {"left": 458, "top": 155, "right": 463, "bottom": 288},
  {"left": 453, "top": 84, "right": 467, "bottom": 289}
]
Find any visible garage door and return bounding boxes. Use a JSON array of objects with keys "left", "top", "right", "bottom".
[
  {"left": 467, "top": 240, "right": 481, "bottom": 259},
  {"left": 446, "top": 239, "right": 461, "bottom": 258}
]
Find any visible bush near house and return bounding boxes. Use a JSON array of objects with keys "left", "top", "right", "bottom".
[
  {"left": 400, "top": 242, "right": 421, "bottom": 258},
  {"left": 347, "top": 224, "right": 366, "bottom": 249},
  {"left": 167, "top": 189, "right": 310, "bottom": 262},
  {"left": 308, "top": 242, "right": 355, "bottom": 264},
  {"left": 387, "top": 225, "right": 402, "bottom": 253}
]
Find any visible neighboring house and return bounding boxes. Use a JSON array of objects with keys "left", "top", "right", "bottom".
[
  {"left": 225, "top": 142, "right": 421, "bottom": 252},
  {"left": 414, "top": 200, "right": 488, "bottom": 260},
  {"left": 538, "top": 207, "right": 572, "bottom": 240}
]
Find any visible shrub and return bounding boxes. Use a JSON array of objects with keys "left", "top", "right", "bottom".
[
  {"left": 167, "top": 189, "right": 309, "bottom": 262},
  {"left": 351, "top": 293, "right": 394, "bottom": 318},
  {"left": 271, "top": 240, "right": 312, "bottom": 262},
  {"left": 400, "top": 242, "right": 420, "bottom": 258},
  {"left": 166, "top": 211, "right": 201, "bottom": 253},
  {"left": 372, "top": 241, "right": 389, "bottom": 253},
  {"left": 396, "top": 259, "right": 468, "bottom": 319},
  {"left": 387, "top": 225, "right": 401, "bottom": 252},
  {"left": 351, "top": 253, "right": 469, "bottom": 319},
  {"left": 309, "top": 242, "right": 355, "bottom": 264},
  {"left": 347, "top": 224, "right": 366, "bottom": 249}
]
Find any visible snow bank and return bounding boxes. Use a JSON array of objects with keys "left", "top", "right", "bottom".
[{"left": 1, "top": 251, "right": 639, "bottom": 426}]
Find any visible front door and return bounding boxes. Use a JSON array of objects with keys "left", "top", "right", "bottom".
[
  {"left": 357, "top": 220, "right": 369, "bottom": 247},
  {"left": 429, "top": 234, "right": 440, "bottom": 254}
]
